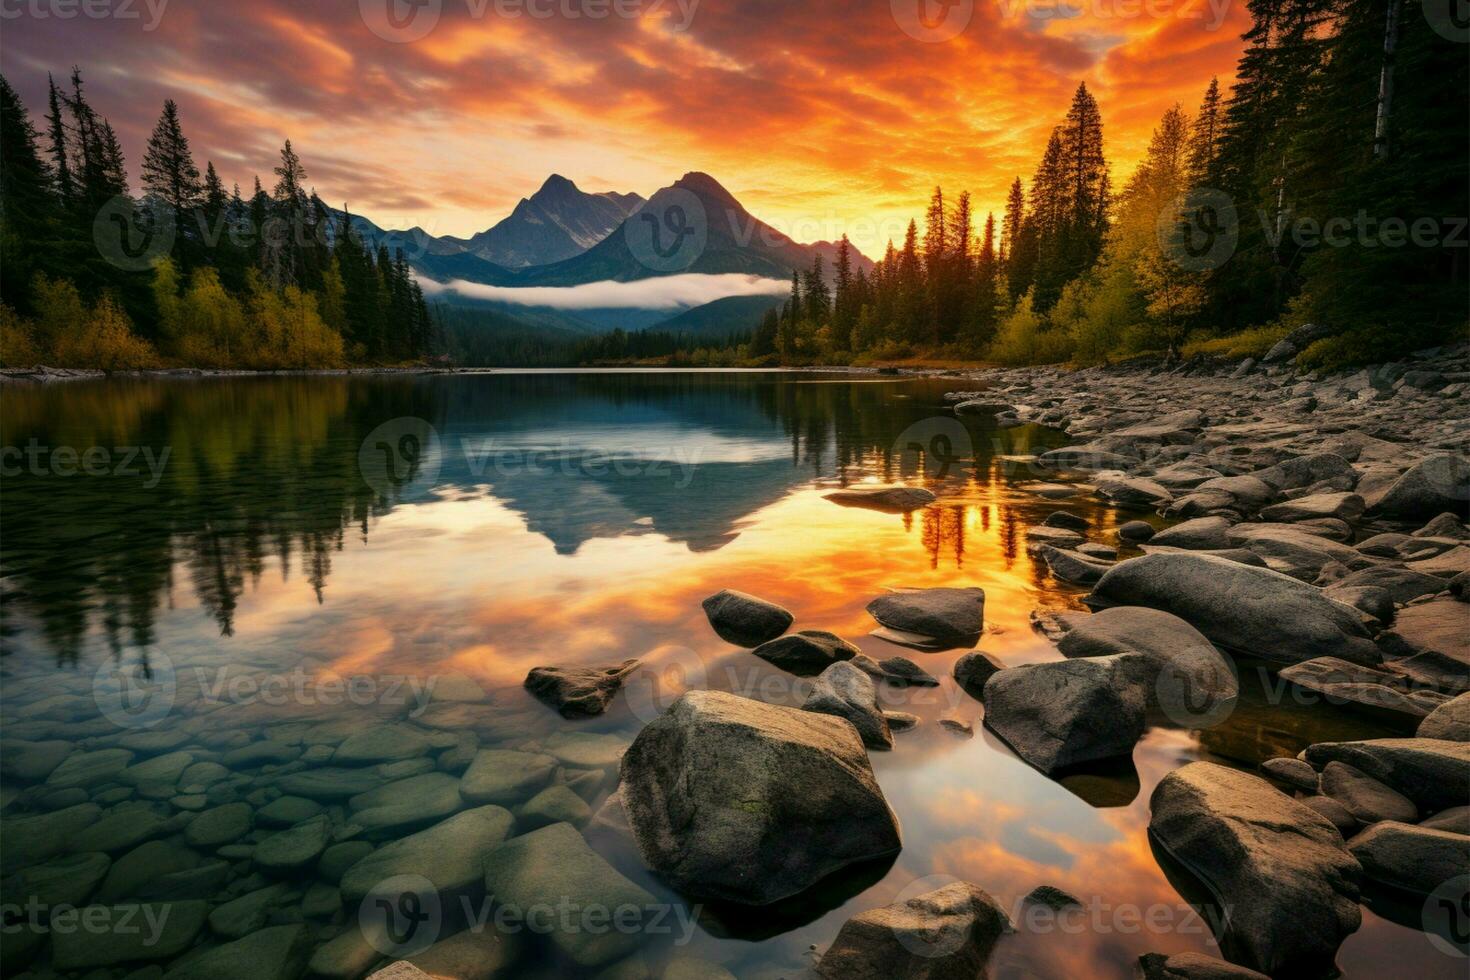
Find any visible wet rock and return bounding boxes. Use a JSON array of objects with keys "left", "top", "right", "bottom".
[
  {"left": 406, "top": 926, "right": 522, "bottom": 980},
  {"left": 1118, "top": 520, "right": 1156, "bottom": 542},
  {"left": 824, "top": 486, "right": 936, "bottom": 513},
  {"left": 308, "top": 929, "right": 380, "bottom": 980},
  {"left": 185, "top": 802, "right": 253, "bottom": 849},
  {"left": 256, "top": 796, "right": 324, "bottom": 828},
  {"left": 1260, "top": 492, "right": 1365, "bottom": 523},
  {"left": 1055, "top": 607, "right": 1238, "bottom": 720},
  {"left": 701, "top": 589, "right": 794, "bottom": 647},
  {"left": 96, "top": 840, "right": 197, "bottom": 902},
  {"left": 1147, "top": 763, "right": 1361, "bottom": 976},
  {"left": 983, "top": 654, "right": 1150, "bottom": 774},
  {"left": 45, "top": 748, "right": 133, "bottom": 790},
  {"left": 866, "top": 587, "right": 985, "bottom": 646},
  {"left": 543, "top": 731, "right": 629, "bottom": 769},
  {"left": 208, "top": 883, "right": 292, "bottom": 939},
  {"left": 1301, "top": 796, "right": 1358, "bottom": 836},
  {"left": 515, "top": 785, "right": 592, "bottom": 830},
  {"left": 1149, "top": 517, "right": 1233, "bottom": 551},
  {"left": 815, "top": 881, "right": 1009, "bottom": 980},
  {"left": 1347, "top": 821, "right": 1470, "bottom": 897},
  {"left": 1077, "top": 542, "right": 1118, "bottom": 561},
  {"left": 254, "top": 814, "right": 331, "bottom": 873},
  {"left": 1278, "top": 658, "right": 1449, "bottom": 720},
  {"left": 802, "top": 661, "right": 894, "bottom": 750},
  {"left": 51, "top": 900, "right": 208, "bottom": 970},
  {"left": 752, "top": 630, "right": 859, "bottom": 674},
  {"left": 1039, "top": 545, "right": 1112, "bottom": 585},
  {"left": 1331, "top": 565, "right": 1448, "bottom": 605},
  {"left": 1087, "top": 552, "right": 1380, "bottom": 666},
  {"left": 940, "top": 717, "right": 974, "bottom": 737},
  {"left": 1415, "top": 512, "right": 1470, "bottom": 540},
  {"left": 618, "top": 690, "right": 901, "bottom": 905},
  {"left": 350, "top": 772, "right": 466, "bottom": 833},
  {"left": 1038, "top": 446, "right": 1138, "bottom": 470},
  {"left": 884, "top": 711, "right": 919, "bottom": 732},
  {"left": 318, "top": 841, "right": 373, "bottom": 885},
  {"left": 221, "top": 741, "right": 301, "bottom": 769},
  {"left": 460, "top": 750, "right": 557, "bottom": 805},
  {"left": 332, "top": 724, "right": 433, "bottom": 765},
  {"left": 525, "top": 659, "right": 640, "bottom": 717},
  {"left": 1260, "top": 757, "right": 1319, "bottom": 793},
  {"left": 1137, "top": 951, "right": 1269, "bottom": 980},
  {"left": 1417, "top": 692, "right": 1470, "bottom": 741},
  {"left": 340, "top": 805, "right": 515, "bottom": 904},
  {"left": 1096, "top": 476, "right": 1174, "bottom": 508},
  {"left": 1023, "top": 884, "right": 1081, "bottom": 910},
  {"left": 301, "top": 881, "right": 340, "bottom": 918},
  {"left": 1370, "top": 454, "right": 1470, "bottom": 520},
  {"left": 3, "top": 851, "right": 111, "bottom": 910},
  {"left": 0, "top": 739, "right": 73, "bottom": 782},
  {"left": 161, "top": 923, "right": 311, "bottom": 980},
  {"left": 1024, "top": 525, "right": 1085, "bottom": 548},
  {"left": 1044, "top": 511, "right": 1090, "bottom": 531},
  {"left": 1225, "top": 523, "right": 1370, "bottom": 581},
  {"left": 71, "top": 804, "right": 173, "bottom": 854},
  {"left": 275, "top": 767, "right": 383, "bottom": 801},
  {"left": 1420, "top": 806, "right": 1470, "bottom": 835},
  {"left": 1376, "top": 597, "right": 1468, "bottom": 691},
  {"left": 1303, "top": 738, "right": 1470, "bottom": 812},
  {"left": 483, "top": 822, "right": 655, "bottom": 967},
  {"left": 862, "top": 655, "right": 939, "bottom": 687},
  {"left": 953, "top": 652, "right": 1005, "bottom": 698},
  {"left": 1320, "top": 762, "right": 1417, "bottom": 824}
]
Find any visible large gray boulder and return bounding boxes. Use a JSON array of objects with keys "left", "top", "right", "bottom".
[
  {"left": 982, "top": 654, "right": 1150, "bottom": 774},
  {"left": 1038, "top": 545, "right": 1112, "bottom": 585},
  {"left": 1148, "top": 763, "right": 1361, "bottom": 977},
  {"left": 1096, "top": 477, "right": 1174, "bottom": 508},
  {"left": 619, "top": 691, "right": 901, "bottom": 905},
  {"left": 865, "top": 587, "right": 984, "bottom": 648},
  {"left": 1252, "top": 452, "right": 1355, "bottom": 493},
  {"left": 1223, "top": 523, "right": 1371, "bottom": 581},
  {"left": 1370, "top": 454, "right": 1470, "bottom": 520},
  {"left": 802, "top": 661, "right": 893, "bottom": 750},
  {"left": 1259, "top": 492, "right": 1365, "bottom": 524},
  {"left": 339, "top": 805, "right": 515, "bottom": 904},
  {"left": 1347, "top": 821, "right": 1470, "bottom": 897},
  {"left": 1087, "top": 552, "right": 1380, "bottom": 666},
  {"left": 1277, "top": 658, "right": 1449, "bottom": 721},
  {"left": 701, "top": 590, "right": 793, "bottom": 647},
  {"left": 1302, "top": 738, "right": 1470, "bottom": 813},
  {"left": 1261, "top": 322, "right": 1334, "bottom": 364},
  {"left": 1319, "top": 762, "right": 1417, "bottom": 824},
  {"left": 1056, "top": 607, "right": 1238, "bottom": 725},
  {"left": 815, "top": 881, "right": 1010, "bottom": 980}
]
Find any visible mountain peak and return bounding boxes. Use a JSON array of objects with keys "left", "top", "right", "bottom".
[
  {"left": 672, "top": 171, "right": 741, "bottom": 209},
  {"left": 536, "top": 174, "right": 579, "bottom": 196}
]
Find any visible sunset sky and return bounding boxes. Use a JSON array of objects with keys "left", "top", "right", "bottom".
[{"left": 4, "top": 0, "right": 1248, "bottom": 257}]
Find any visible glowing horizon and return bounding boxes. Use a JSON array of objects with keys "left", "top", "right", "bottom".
[{"left": 3, "top": 0, "right": 1248, "bottom": 258}]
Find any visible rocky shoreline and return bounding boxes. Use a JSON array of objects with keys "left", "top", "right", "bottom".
[{"left": 1, "top": 347, "right": 1466, "bottom": 979}]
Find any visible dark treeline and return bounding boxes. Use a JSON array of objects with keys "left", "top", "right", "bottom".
[
  {"left": 764, "top": 0, "right": 1466, "bottom": 369},
  {"left": 0, "top": 69, "right": 434, "bottom": 369}
]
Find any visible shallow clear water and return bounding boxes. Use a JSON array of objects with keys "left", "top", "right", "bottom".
[{"left": 0, "top": 372, "right": 1456, "bottom": 978}]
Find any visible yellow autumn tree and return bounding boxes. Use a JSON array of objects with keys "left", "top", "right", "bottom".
[{"left": 51, "top": 293, "right": 159, "bottom": 370}]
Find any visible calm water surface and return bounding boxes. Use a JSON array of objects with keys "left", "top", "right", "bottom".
[{"left": 0, "top": 372, "right": 1453, "bottom": 979}]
